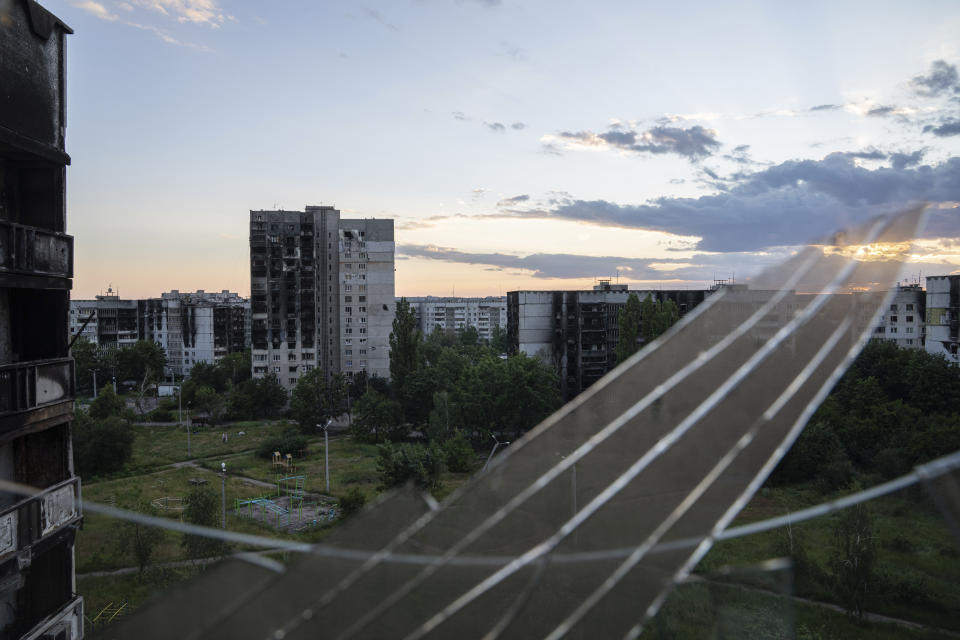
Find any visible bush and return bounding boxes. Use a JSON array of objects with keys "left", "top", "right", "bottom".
[
  {"left": 146, "top": 408, "right": 175, "bottom": 423},
  {"left": 339, "top": 487, "right": 367, "bottom": 518},
  {"left": 72, "top": 411, "right": 135, "bottom": 477},
  {"left": 376, "top": 442, "right": 445, "bottom": 490},
  {"left": 443, "top": 431, "right": 474, "bottom": 473},
  {"left": 255, "top": 430, "right": 308, "bottom": 459}
]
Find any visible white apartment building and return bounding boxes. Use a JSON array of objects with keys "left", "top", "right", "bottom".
[
  {"left": 407, "top": 296, "right": 507, "bottom": 342},
  {"left": 249, "top": 206, "right": 394, "bottom": 391},
  {"left": 872, "top": 284, "right": 925, "bottom": 349},
  {"left": 925, "top": 275, "right": 959, "bottom": 364}
]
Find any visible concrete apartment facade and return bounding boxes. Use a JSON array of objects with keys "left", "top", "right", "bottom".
[
  {"left": 925, "top": 275, "right": 960, "bottom": 364},
  {"left": 406, "top": 296, "right": 507, "bottom": 342},
  {"left": 871, "top": 284, "right": 925, "bottom": 349},
  {"left": 507, "top": 283, "right": 708, "bottom": 400},
  {"left": 70, "top": 290, "right": 250, "bottom": 377},
  {"left": 249, "top": 207, "right": 394, "bottom": 390},
  {"left": 0, "top": 1, "right": 84, "bottom": 637}
]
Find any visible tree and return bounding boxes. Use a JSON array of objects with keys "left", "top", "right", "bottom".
[
  {"left": 351, "top": 389, "right": 403, "bottom": 442},
  {"left": 71, "top": 337, "right": 100, "bottom": 396},
  {"left": 117, "top": 340, "right": 167, "bottom": 386},
  {"left": 640, "top": 294, "right": 658, "bottom": 345},
  {"left": 182, "top": 486, "right": 229, "bottom": 564},
  {"left": 248, "top": 375, "right": 288, "bottom": 418},
  {"left": 117, "top": 499, "right": 164, "bottom": 575},
  {"left": 219, "top": 351, "right": 252, "bottom": 386},
  {"left": 490, "top": 325, "right": 509, "bottom": 354},
  {"left": 830, "top": 503, "right": 877, "bottom": 621},
  {"left": 289, "top": 369, "right": 347, "bottom": 433},
  {"left": 376, "top": 442, "right": 445, "bottom": 490},
  {"left": 616, "top": 293, "right": 643, "bottom": 364},
  {"left": 389, "top": 298, "right": 424, "bottom": 421},
  {"left": 191, "top": 385, "right": 225, "bottom": 425},
  {"left": 88, "top": 383, "right": 126, "bottom": 420},
  {"left": 72, "top": 411, "right": 134, "bottom": 477}
]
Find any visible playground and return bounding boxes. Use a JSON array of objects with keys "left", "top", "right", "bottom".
[{"left": 235, "top": 474, "right": 337, "bottom": 532}]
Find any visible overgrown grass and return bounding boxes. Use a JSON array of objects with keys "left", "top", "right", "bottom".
[{"left": 697, "top": 484, "right": 960, "bottom": 633}]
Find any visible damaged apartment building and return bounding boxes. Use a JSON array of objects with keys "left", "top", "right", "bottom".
[
  {"left": 249, "top": 207, "right": 394, "bottom": 390},
  {"left": 0, "top": 1, "right": 83, "bottom": 637},
  {"left": 69, "top": 290, "right": 250, "bottom": 378},
  {"left": 508, "top": 282, "right": 708, "bottom": 400}
]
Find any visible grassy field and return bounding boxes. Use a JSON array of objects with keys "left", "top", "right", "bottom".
[{"left": 75, "top": 419, "right": 960, "bottom": 638}]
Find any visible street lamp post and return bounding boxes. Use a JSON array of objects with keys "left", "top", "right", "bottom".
[
  {"left": 221, "top": 462, "right": 226, "bottom": 529},
  {"left": 483, "top": 434, "right": 510, "bottom": 472},
  {"left": 317, "top": 419, "right": 332, "bottom": 493}
]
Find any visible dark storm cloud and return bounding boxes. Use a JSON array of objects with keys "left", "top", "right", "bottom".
[
  {"left": 557, "top": 124, "right": 721, "bottom": 160},
  {"left": 910, "top": 60, "right": 960, "bottom": 98},
  {"left": 527, "top": 154, "right": 960, "bottom": 252}
]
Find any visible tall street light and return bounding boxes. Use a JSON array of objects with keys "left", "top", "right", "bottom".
[
  {"left": 317, "top": 419, "right": 332, "bottom": 493},
  {"left": 221, "top": 461, "right": 227, "bottom": 529}
]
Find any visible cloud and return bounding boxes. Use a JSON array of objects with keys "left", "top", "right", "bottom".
[
  {"left": 890, "top": 150, "right": 925, "bottom": 170},
  {"left": 838, "top": 147, "right": 887, "bottom": 161},
  {"left": 452, "top": 111, "right": 469, "bottom": 121},
  {"left": 485, "top": 122, "right": 506, "bottom": 132},
  {"left": 515, "top": 154, "right": 960, "bottom": 252},
  {"left": 866, "top": 105, "right": 898, "bottom": 117},
  {"left": 551, "top": 124, "right": 721, "bottom": 160},
  {"left": 923, "top": 119, "right": 960, "bottom": 137},
  {"left": 73, "top": 1, "right": 119, "bottom": 20},
  {"left": 511, "top": 122, "right": 526, "bottom": 130},
  {"left": 397, "top": 244, "right": 783, "bottom": 282},
  {"left": 910, "top": 60, "right": 960, "bottom": 98},
  {"left": 810, "top": 104, "right": 841, "bottom": 112},
  {"left": 133, "top": 0, "right": 230, "bottom": 27},
  {"left": 497, "top": 194, "right": 530, "bottom": 207}
]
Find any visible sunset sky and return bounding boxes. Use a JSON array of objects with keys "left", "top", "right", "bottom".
[{"left": 48, "top": 0, "right": 960, "bottom": 299}]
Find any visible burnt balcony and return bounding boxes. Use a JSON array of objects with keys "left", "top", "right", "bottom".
[
  {"left": 0, "top": 221, "right": 73, "bottom": 288},
  {"left": 0, "top": 476, "right": 81, "bottom": 563},
  {"left": 0, "top": 358, "right": 73, "bottom": 434},
  {"left": 16, "top": 593, "right": 82, "bottom": 640}
]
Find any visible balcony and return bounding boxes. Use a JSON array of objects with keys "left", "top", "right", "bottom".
[
  {"left": 0, "top": 358, "right": 73, "bottom": 434},
  {"left": 21, "top": 596, "right": 83, "bottom": 640},
  {"left": 0, "top": 221, "right": 73, "bottom": 288},
  {"left": 0, "top": 476, "right": 81, "bottom": 563}
]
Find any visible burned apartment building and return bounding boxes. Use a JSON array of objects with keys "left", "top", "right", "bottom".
[
  {"left": 249, "top": 207, "right": 394, "bottom": 390},
  {"left": 69, "top": 290, "right": 250, "bottom": 378},
  {"left": 0, "top": 1, "right": 84, "bottom": 637},
  {"left": 507, "top": 282, "right": 708, "bottom": 400}
]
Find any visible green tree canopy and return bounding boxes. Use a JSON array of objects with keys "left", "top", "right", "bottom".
[
  {"left": 290, "top": 369, "right": 347, "bottom": 434},
  {"left": 117, "top": 340, "right": 167, "bottom": 385},
  {"left": 89, "top": 383, "right": 126, "bottom": 420},
  {"left": 389, "top": 298, "right": 424, "bottom": 421},
  {"left": 351, "top": 389, "right": 403, "bottom": 443},
  {"left": 72, "top": 411, "right": 134, "bottom": 477},
  {"left": 616, "top": 293, "right": 643, "bottom": 364}
]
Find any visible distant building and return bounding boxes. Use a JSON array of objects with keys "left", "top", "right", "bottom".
[
  {"left": 249, "top": 207, "right": 394, "bottom": 390},
  {"left": 871, "top": 284, "right": 925, "bottom": 349},
  {"left": 406, "top": 296, "right": 507, "bottom": 342},
  {"left": 70, "top": 289, "right": 250, "bottom": 377},
  {"left": 925, "top": 275, "right": 960, "bottom": 364},
  {"left": 139, "top": 290, "right": 249, "bottom": 377},
  {"left": 68, "top": 288, "right": 139, "bottom": 348},
  {"left": 507, "top": 282, "right": 708, "bottom": 400},
  {"left": 0, "top": 1, "right": 84, "bottom": 637}
]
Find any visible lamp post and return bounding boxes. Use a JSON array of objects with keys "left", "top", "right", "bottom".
[
  {"left": 221, "top": 462, "right": 226, "bottom": 529},
  {"left": 317, "top": 419, "right": 332, "bottom": 493},
  {"left": 483, "top": 434, "right": 510, "bottom": 472}
]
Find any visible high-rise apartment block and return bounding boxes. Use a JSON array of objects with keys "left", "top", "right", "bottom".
[
  {"left": 406, "top": 296, "right": 507, "bottom": 342},
  {"left": 68, "top": 288, "right": 139, "bottom": 348},
  {"left": 925, "top": 275, "right": 960, "bottom": 364},
  {"left": 249, "top": 207, "right": 394, "bottom": 390},
  {"left": 0, "top": 1, "right": 84, "bottom": 637},
  {"left": 508, "top": 282, "right": 708, "bottom": 400},
  {"left": 871, "top": 284, "right": 925, "bottom": 349}
]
